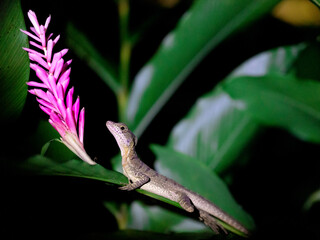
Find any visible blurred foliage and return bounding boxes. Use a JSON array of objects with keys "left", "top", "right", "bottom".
[
  {"left": 0, "top": 0, "right": 29, "bottom": 122},
  {"left": 2, "top": 0, "right": 320, "bottom": 239}
]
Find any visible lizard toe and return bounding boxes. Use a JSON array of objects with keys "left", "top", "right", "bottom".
[{"left": 119, "top": 184, "right": 134, "bottom": 191}]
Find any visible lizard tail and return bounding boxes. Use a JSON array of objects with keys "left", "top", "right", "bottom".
[
  {"left": 187, "top": 192, "right": 250, "bottom": 235},
  {"left": 212, "top": 208, "right": 250, "bottom": 235}
]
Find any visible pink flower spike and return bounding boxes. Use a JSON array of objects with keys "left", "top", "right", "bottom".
[
  {"left": 66, "top": 107, "right": 77, "bottom": 135},
  {"left": 73, "top": 96, "right": 80, "bottom": 123},
  {"left": 29, "top": 89, "right": 50, "bottom": 102},
  {"left": 53, "top": 35, "right": 60, "bottom": 45},
  {"left": 57, "top": 98, "right": 67, "bottom": 119},
  {"left": 23, "top": 48, "right": 45, "bottom": 58},
  {"left": 49, "top": 118, "right": 66, "bottom": 137},
  {"left": 29, "top": 41, "right": 43, "bottom": 50},
  {"left": 50, "top": 32, "right": 55, "bottom": 38},
  {"left": 46, "top": 90, "right": 59, "bottom": 112},
  {"left": 59, "top": 49, "right": 69, "bottom": 58},
  {"left": 61, "top": 60, "right": 72, "bottom": 74},
  {"left": 20, "top": 29, "right": 41, "bottom": 42},
  {"left": 48, "top": 74, "right": 58, "bottom": 98},
  {"left": 39, "top": 104, "right": 52, "bottom": 115},
  {"left": 50, "top": 111, "right": 63, "bottom": 125},
  {"left": 39, "top": 25, "right": 47, "bottom": 47},
  {"left": 56, "top": 82, "right": 64, "bottom": 100},
  {"left": 79, "top": 108, "right": 85, "bottom": 144},
  {"left": 47, "top": 39, "right": 53, "bottom": 63},
  {"left": 50, "top": 50, "right": 67, "bottom": 74},
  {"left": 66, "top": 87, "right": 74, "bottom": 109},
  {"left": 29, "top": 53, "right": 49, "bottom": 69},
  {"left": 26, "top": 81, "right": 47, "bottom": 88},
  {"left": 37, "top": 98, "right": 54, "bottom": 112},
  {"left": 66, "top": 59, "right": 72, "bottom": 66},
  {"left": 27, "top": 10, "right": 40, "bottom": 34},
  {"left": 29, "top": 26, "right": 38, "bottom": 36},
  {"left": 58, "top": 68, "right": 71, "bottom": 84},
  {"left": 22, "top": 10, "right": 96, "bottom": 165},
  {"left": 28, "top": 89, "right": 36, "bottom": 95},
  {"left": 29, "top": 63, "right": 38, "bottom": 71},
  {"left": 54, "top": 58, "right": 64, "bottom": 79},
  {"left": 61, "top": 77, "right": 70, "bottom": 93},
  {"left": 44, "top": 15, "right": 51, "bottom": 29},
  {"left": 35, "top": 67, "right": 49, "bottom": 86}
]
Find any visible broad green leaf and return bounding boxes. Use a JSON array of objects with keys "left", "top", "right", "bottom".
[
  {"left": 168, "top": 44, "right": 305, "bottom": 173},
  {"left": 223, "top": 75, "right": 320, "bottom": 143},
  {"left": 23, "top": 149, "right": 191, "bottom": 212},
  {"left": 152, "top": 145, "right": 255, "bottom": 234},
  {"left": 24, "top": 146, "right": 254, "bottom": 235},
  {"left": 126, "top": 0, "right": 280, "bottom": 137},
  {"left": 24, "top": 155, "right": 127, "bottom": 185},
  {"left": 168, "top": 87, "right": 258, "bottom": 173},
  {"left": 66, "top": 23, "right": 120, "bottom": 94},
  {"left": 230, "top": 43, "right": 306, "bottom": 77},
  {"left": 0, "top": 0, "right": 29, "bottom": 121}
]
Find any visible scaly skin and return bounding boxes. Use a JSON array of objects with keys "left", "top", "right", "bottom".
[{"left": 106, "top": 121, "right": 249, "bottom": 235}]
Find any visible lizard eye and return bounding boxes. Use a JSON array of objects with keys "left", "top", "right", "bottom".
[{"left": 120, "top": 126, "right": 126, "bottom": 131}]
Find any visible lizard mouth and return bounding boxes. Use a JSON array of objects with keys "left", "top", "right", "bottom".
[{"left": 106, "top": 120, "right": 115, "bottom": 129}]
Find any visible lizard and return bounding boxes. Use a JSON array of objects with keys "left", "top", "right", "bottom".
[{"left": 106, "top": 120, "right": 250, "bottom": 235}]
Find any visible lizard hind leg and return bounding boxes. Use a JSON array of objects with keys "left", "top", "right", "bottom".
[{"left": 199, "top": 210, "right": 227, "bottom": 234}]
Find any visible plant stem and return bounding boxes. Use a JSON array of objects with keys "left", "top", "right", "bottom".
[{"left": 118, "top": 0, "right": 131, "bottom": 122}]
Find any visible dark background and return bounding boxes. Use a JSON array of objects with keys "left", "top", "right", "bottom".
[{"left": 2, "top": 0, "right": 319, "bottom": 239}]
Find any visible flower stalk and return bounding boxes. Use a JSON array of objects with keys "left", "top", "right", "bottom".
[{"left": 21, "top": 10, "right": 95, "bottom": 165}]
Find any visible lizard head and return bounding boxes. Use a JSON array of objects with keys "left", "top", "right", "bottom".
[{"left": 106, "top": 121, "right": 138, "bottom": 156}]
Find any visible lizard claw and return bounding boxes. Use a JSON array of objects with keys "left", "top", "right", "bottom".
[
  {"left": 119, "top": 184, "right": 135, "bottom": 191},
  {"left": 199, "top": 210, "right": 227, "bottom": 234}
]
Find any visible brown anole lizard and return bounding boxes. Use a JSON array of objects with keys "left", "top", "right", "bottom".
[{"left": 106, "top": 120, "right": 250, "bottom": 235}]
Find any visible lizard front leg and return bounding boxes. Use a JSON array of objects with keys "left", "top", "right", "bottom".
[{"left": 119, "top": 171, "right": 150, "bottom": 191}]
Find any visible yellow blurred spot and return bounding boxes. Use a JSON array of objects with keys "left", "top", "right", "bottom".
[
  {"left": 272, "top": 0, "right": 320, "bottom": 26},
  {"left": 145, "top": 0, "right": 180, "bottom": 8}
]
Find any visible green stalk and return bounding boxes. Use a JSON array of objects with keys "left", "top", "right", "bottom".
[{"left": 118, "top": 0, "right": 131, "bottom": 122}]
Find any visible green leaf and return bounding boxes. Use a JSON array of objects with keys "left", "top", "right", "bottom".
[
  {"left": 152, "top": 145, "right": 255, "bottom": 233},
  {"left": 24, "top": 153, "right": 193, "bottom": 214},
  {"left": 24, "top": 155, "right": 127, "bottom": 185},
  {"left": 230, "top": 43, "right": 306, "bottom": 77},
  {"left": 0, "top": 0, "right": 29, "bottom": 121},
  {"left": 66, "top": 23, "right": 120, "bottom": 94},
  {"left": 40, "top": 140, "right": 54, "bottom": 156},
  {"left": 223, "top": 75, "right": 320, "bottom": 143},
  {"left": 168, "top": 44, "right": 305, "bottom": 173},
  {"left": 126, "top": 0, "right": 280, "bottom": 136},
  {"left": 24, "top": 145, "right": 252, "bottom": 235},
  {"left": 168, "top": 87, "right": 258, "bottom": 173}
]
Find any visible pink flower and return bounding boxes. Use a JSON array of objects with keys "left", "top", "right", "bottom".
[{"left": 21, "top": 10, "right": 95, "bottom": 165}]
